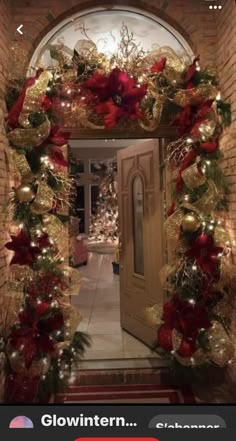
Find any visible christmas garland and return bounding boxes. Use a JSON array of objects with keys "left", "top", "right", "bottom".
[
  {"left": 2, "top": 26, "right": 234, "bottom": 402},
  {"left": 3, "top": 69, "right": 90, "bottom": 403},
  {"left": 52, "top": 31, "right": 232, "bottom": 370}
]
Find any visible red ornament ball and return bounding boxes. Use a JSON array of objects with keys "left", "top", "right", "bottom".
[
  {"left": 157, "top": 325, "right": 173, "bottom": 352},
  {"left": 196, "top": 233, "right": 209, "bottom": 247},
  {"left": 178, "top": 340, "right": 196, "bottom": 357}
]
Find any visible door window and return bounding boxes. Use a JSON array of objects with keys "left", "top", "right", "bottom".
[{"left": 132, "top": 175, "right": 144, "bottom": 276}]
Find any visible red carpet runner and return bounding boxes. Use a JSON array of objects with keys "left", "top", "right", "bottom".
[{"left": 56, "top": 384, "right": 195, "bottom": 403}]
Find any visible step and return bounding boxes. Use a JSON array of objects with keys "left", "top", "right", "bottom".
[
  {"left": 78, "top": 356, "right": 168, "bottom": 370},
  {"left": 56, "top": 383, "right": 195, "bottom": 404},
  {"left": 69, "top": 365, "right": 170, "bottom": 387}
]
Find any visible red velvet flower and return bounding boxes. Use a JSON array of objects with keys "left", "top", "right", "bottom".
[
  {"left": 10, "top": 326, "right": 55, "bottom": 368},
  {"left": 49, "top": 125, "right": 70, "bottom": 146},
  {"left": 178, "top": 339, "right": 197, "bottom": 357},
  {"left": 173, "top": 101, "right": 214, "bottom": 137},
  {"left": 49, "top": 145, "right": 68, "bottom": 167},
  {"left": 41, "top": 95, "right": 52, "bottom": 112},
  {"left": 84, "top": 68, "right": 147, "bottom": 128},
  {"left": 10, "top": 303, "right": 63, "bottom": 367},
  {"left": 151, "top": 57, "right": 167, "bottom": 73},
  {"left": 5, "top": 230, "right": 41, "bottom": 267},
  {"left": 157, "top": 325, "right": 173, "bottom": 351},
  {"left": 199, "top": 140, "right": 218, "bottom": 153},
  {"left": 190, "top": 101, "right": 214, "bottom": 136},
  {"left": 185, "top": 234, "right": 223, "bottom": 280},
  {"left": 36, "top": 233, "right": 51, "bottom": 249},
  {"left": 172, "top": 105, "right": 193, "bottom": 136},
  {"left": 184, "top": 56, "right": 200, "bottom": 88},
  {"left": 162, "top": 296, "right": 211, "bottom": 340},
  {"left": 27, "top": 272, "right": 68, "bottom": 298}
]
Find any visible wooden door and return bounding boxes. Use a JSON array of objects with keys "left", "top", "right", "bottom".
[{"left": 117, "top": 139, "right": 165, "bottom": 347}]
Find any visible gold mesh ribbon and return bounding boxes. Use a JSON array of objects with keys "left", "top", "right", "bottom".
[
  {"left": 219, "top": 257, "right": 234, "bottom": 286},
  {"left": 194, "top": 115, "right": 217, "bottom": 141},
  {"left": 164, "top": 210, "right": 183, "bottom": 240},
  {"left": 181, "top": 162, "right": 207, "bottom": 189},
  {"left": 7, "top": 344, "right": 51, "bottom": 376},
  {"left": 173, "top": 84, "right": 218, "bottom": 107},
  {"left": 61, "top": 103, "right": 105, "bottom": 129},
  {"left": 31, "top": 181, "right": 54, "bottom": 214},
  {"left": 213, "top": 292, "right": 233, "bottom": 322},
  {"left": 139, "top": 94, "right": 164, "bottom": 131},
  {"left": 12, "top": 151, "right": 33, "bottom": 182},
  {"left": 19, "top": 71, "right": 52, "bottom": 128},
  {"left": 7, "top": 264, "right": 33, "bottom": 294},
  {"left": 214, "top": 226, "right": 231, "bottom": 246},
  {"left": 144, "top": 304, "right": 163, "bottom": 326},
  {"left": 8, "top": 118, "right": 51, "bottom": 148},
  {"left": 142, "top": 47, "right": 186, "bottom": 82},
  {"left": 171, "top": 330, "right": 207, "bottom": 366},
  {"left": 42, "top": 214, "right": 67, "bottom": 255},
  {"left": 191, "top": 180, "right": 219, "bottom": 214},
  {"left": 208, "top": 321, "right": 234, "bottom": 367},
  {"left": 62, "top": 302, "right": 82, "bottom": 339},
  {"left": 175, "top": 348, "right": 207, "bottom": 366}
]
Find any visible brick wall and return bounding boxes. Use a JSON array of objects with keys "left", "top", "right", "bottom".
[
  {"left": 0, "top": 0, "right": 12, "bottom": 300},
  {"left": 215, "top": 0, "right": 236, "bottom": 259},
  {"left": 214, "top": 0, "right": 236, "bottom": 390},
  {"left": 0, "top": 0, "right": 12, "bottom": 401}
]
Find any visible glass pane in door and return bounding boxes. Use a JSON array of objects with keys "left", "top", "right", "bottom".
[{"left": 132, "top": 175, "right": 144, "bottom": 276}]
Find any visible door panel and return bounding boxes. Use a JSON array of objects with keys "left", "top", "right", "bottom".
[{"left": 118, "top": 139, "right": 164, "bottom": 347}]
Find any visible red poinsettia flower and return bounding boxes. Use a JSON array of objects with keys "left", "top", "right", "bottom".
[
  {"left": 36, "top": 233, "right": 51, "bottom": 249},
  {"left": 185, "top": 234, "right": 223, "bottom": 280},
  {"left": 49, "top": 145, "right": 68, "bottom": 167},
  {"left": 5, "top": 230, "right": 41, "bottom": 267},
  {"left": 190, "top": 101, "right": 214, "bottom": 136},
  {"left": 162, "top": 295, "right": 212, "bottom": 340},
  {"left": 41, "top": 95, "right": 52, "bottom": 112},
  {"left": 184, "top": 56, "right": 200, "bottom": 88},
  {"left": 151, "top": 57, "right": 167, "bottom": 73},
  {"left": 172, "top": 105, "right": 193, "bottom": 136},
  {"left": 10, "top": 303, "right": 64, "bottom": 367},
  {"left": 199, "top": 140, "right": 219, "bottom": 153},
  {"left": 27, "top": 272, "right": 68, "bottom": 298},
  {"left": 84, "top": 68, "right": 147, "bottom": 129},
  {"left": 49, "top": 125, "right": 70, "bottom": 146},
  {"left": 173, "top": 101, "right": 214, "bottom": 137}
]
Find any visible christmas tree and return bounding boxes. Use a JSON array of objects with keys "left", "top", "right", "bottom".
[{"left": 90, "top": 161, "right": 119, "bottom": 243}]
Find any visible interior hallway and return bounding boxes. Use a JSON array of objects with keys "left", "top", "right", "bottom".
[{"left": 72, "top": 253, "right": 162, "bottom": 366}]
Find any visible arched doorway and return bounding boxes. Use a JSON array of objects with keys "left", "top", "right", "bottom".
[
  {"left": 28, "top": 6, "right": 193, "bottom": 73},
  {"left": 26, "top": 7, "right": 194, "bottom": 367}
]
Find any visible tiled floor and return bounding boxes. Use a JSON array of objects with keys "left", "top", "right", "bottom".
[{"left": 72, "top": 253, "right": 160, "bottom": 362}]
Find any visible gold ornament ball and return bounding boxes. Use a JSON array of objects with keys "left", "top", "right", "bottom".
[
  {"left": 15, "top": 184, "right": 35, "bottom": 202},
  {"left": 181, "top": 213, "right": 201, "bottom": 233}
]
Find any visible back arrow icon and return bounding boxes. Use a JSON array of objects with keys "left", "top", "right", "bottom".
[{"left": 17, "top": 24, "right": 23, "bottom": 35}]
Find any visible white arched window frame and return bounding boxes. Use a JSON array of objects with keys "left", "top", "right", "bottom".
[{"left": 28, "top": 6, "right": 194, "bottom": 74}]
